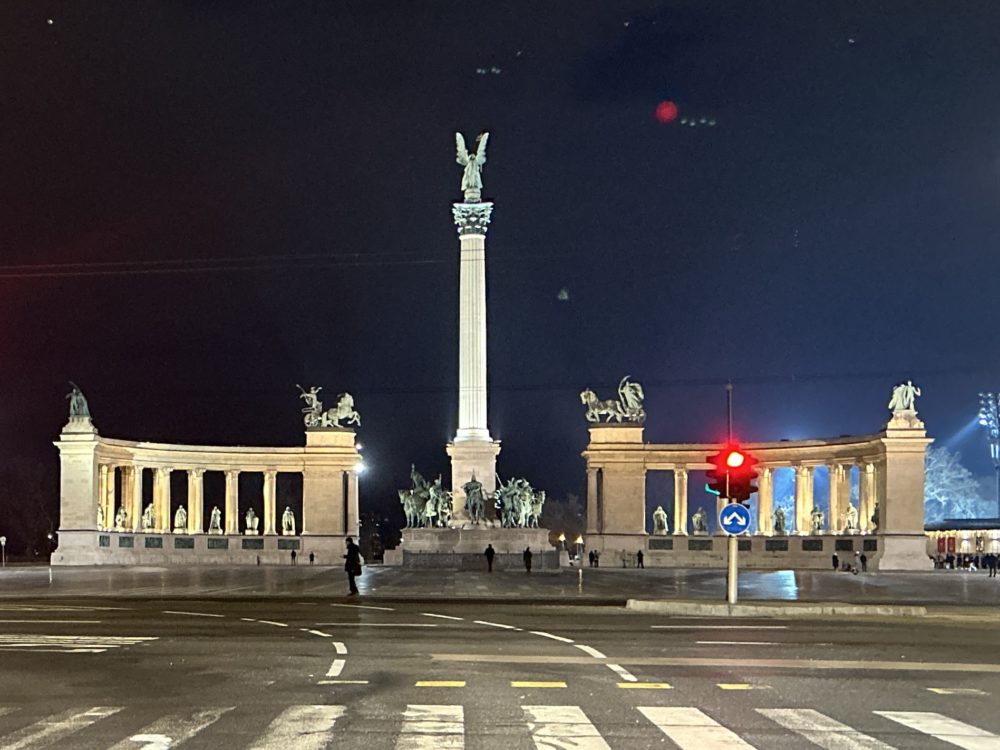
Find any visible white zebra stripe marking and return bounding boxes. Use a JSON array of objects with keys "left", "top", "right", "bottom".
[
  {"left": 875, "top": 711, "right": 1000, "bottom": 750},
  {"left": 106, "top": 707, "right": 234, "bottom": 750},
  {"left": 1, "top": 706, "right": 122, "bottom": 750},
  {"left": 395, "top": 704, "right": 464, "bottom": 749},
  {"left": 326, "top": 659, "right": 346, "bottom": 677},
  {"left": 523, "top": 705, "right": 611, "bottom": 750},
  {"left": 246, "top": 705, "right": 345, "bottom": 750},
  {"left": 759, "top": 708, "right": 895, "bottom": 750},
  {"left": 639, "top": 706, "right": 757, "bottom": 748}
]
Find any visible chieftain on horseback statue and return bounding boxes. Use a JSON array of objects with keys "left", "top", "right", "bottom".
[{"left": 399, "top": 467, "right": 545, "bottom": 529}]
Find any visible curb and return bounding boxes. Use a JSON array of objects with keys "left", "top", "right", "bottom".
[{"left": 626, "top": 599, "right": 928, "bottom": 618}]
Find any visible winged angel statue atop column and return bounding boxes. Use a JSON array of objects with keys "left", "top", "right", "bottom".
[{"left": 456, "top": 131, "right": 489, "bottom": 202}]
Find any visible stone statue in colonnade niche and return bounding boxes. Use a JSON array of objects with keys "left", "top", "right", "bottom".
[
  {"left": 244, "top": 508, "right": 259, "bottom": 535},
  {"left": 810, "top": 506, "right": 825, "bottom": 534},
  {"left": 773, "top": 507, "right": 786, "bottom": 535},
  {"left": 114, "top": 506, "right": 127, "bottom": 531},
  {"left": 141, "top": 503, "right": 154, "bottom": 531},
  {"left": 844, "top": 504, "right": 859, "bottom": 533},
  {"left": 281, "top": 506, "right": 296, "bottom": 536},
  {"left": 691, "top": 508, "right": 708, "bottom": 534},
  {"left": 209, "top": 506, "right": 223, "bottom": 534},
  {"left": 173, "top": 506, "right": 187, "bottom": 533},
  {"left": 97, "top": 503, "right": 105, "bottom": 530},
  {"left": 870, "top": 501, "right": 880, "bottom": 531},
  {"left": 652, "top": 505, "right": 669, "bottom": 535}
]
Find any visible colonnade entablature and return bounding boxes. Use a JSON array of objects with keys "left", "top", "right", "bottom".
[{"left": 580, "top": 388, "right": 933, "bottom": 571}]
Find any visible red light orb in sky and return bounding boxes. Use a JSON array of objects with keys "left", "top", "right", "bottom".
[{"left": 655, "top": 100, "right": 678, "bottom": 123}]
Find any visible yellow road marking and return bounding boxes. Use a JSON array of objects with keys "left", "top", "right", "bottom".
[
  {"left": 415, "top": 681, "right": 466, "bottom": 688},
  {"left": 717, "top": 683, "right": 770, "bottom": 690},
  {"left": 927, "top": 687, "right": 989, "bottom": 695},
  {"left": 511, "top": 681, "right": 566, "bottom": 688},
  {"left": 617, "top": 682, "right": 673, "bottom": 689}
]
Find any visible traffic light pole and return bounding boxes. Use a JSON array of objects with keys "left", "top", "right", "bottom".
[{"left": 725, "top": 383, "right": 738, "bottom": 605}]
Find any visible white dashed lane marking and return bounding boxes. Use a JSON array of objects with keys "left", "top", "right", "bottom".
[
  {"left": 530, "top": 631, "right": 574, "bottom": 644},
  {"left": 162, "top": 610, "right": 225, "bottom": 618},
  {"left": 421, "top": 613, "right": 464, "bottom": 621},
  {"left": 574, "top": 645, "right": 606, "bottom": 659}
]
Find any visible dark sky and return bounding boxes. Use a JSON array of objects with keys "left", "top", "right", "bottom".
[{"left": 2, "top": 1, "right": 1000, "bottom": 524}]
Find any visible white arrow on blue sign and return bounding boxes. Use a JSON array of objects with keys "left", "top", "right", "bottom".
[{"left": 719, "top": 503, "right": 751, "bottom": 535}]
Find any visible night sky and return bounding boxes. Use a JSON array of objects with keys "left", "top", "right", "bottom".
[{"left": 3, "top": 1, "right": 1000, "bottom": 540}]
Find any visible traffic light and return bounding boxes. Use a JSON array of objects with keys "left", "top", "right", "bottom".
[{"left": 706, "top": 443, "right": 759, "bottom": 503}]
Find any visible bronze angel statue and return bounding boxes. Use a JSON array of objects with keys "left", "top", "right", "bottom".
[{"left": 455, "top": 131, "right": 489, "bottom": 201}]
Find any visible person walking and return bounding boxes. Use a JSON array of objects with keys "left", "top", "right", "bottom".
[
  {"left": 290, "top": 549, "right": 297, "bottom": 566},
  {"left": 594, "top": 551, "right": 600, "bottom": 568},
  {"left": 988, "top": 553, "right": 997, "bottom": 578},
  {"left": 859, "top": 552, "right": 868, "bottom": 573},
  {"left": 832, "top": 553, "right": 839, "bottom": 571},
  {"left": 484, "top": 543, "right": 496, "bottom": 572},
  {"left": 588, "top": 550, "right": 595, "bottom": 568},
  {"left": 344, "top": 536, "right": 361, "bottom": 595},
  {"left": 523, "top": 546, "right": 533, "bottom": 574},
  {"left": 309, "top": 551, "right": 315, "bottom": 565},
  {"left": 636, "top": 550, "right": 644, "bottom": 569}
]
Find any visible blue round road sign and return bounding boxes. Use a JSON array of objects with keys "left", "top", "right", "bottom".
[{"left": 719, "top": 504, "right": 751, "bottom": 535}]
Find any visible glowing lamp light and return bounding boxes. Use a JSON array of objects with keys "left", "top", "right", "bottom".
[
  {"left": 726, "top": 450, "right": 745, "bottom": 468},
  {"left": 355, "top": 461, "right": 366, "bottom": 474}
]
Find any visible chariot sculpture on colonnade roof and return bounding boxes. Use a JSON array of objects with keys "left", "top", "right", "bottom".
[{"left": 580, "top": 375, "right": 646, "bottom": 424}]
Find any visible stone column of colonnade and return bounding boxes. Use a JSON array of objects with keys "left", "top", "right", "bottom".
[
  {"left": 187, "top": 469, "right": 204, "bottom": 533},
  {"left": 152, "top": 468, "right": 172, "bottom": 532},
  {"left": 128, "top": 466, "right": 143, "bottom": 532},
  {"left": 828, "top": 463, "right": 850, "bottom": 534},
  {"left": 757, "top": 467, "right": 773, "bottom": 535},
  {"left": 224, "top": 470, "right": 239, "bottom": 534},
  {"left": 859, "top": 462, "right": 877, "bottom": 532},
  {"left": 347, "top": 471, "right": 360, "bottom": 538},
  {"left": 793, "top": 465, "right": 812, "bottom": 534},
  {"left": 673, "top": 468, "right": 688, "bottom": 535},
  {"left": 586, "top": 468, "right": 600, "bottom": 534},
  {"left": 97, "top": 464, "right": 112, "bottom": 529},
  {"left": 263, "top": 471, "right": 277, "bottom": 535}
]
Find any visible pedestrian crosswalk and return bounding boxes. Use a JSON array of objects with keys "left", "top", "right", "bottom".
[{"left": 0, "top": 703, "right": 997, "bottom": 748}]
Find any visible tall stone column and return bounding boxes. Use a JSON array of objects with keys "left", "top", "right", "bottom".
[
  {"left": 129, "top": 466, "right": 143, "bottom": 532},
  {"left": 447, "top": 200, "right": 501, "bottom": 518},
  {"left": 860, "top": 462, "right": 876, "bottom": 532},
  {"left": 858, "top": 463, "right": 872, "bottom": 532},
  {"left": 673, "top": 468, "right": 688, "bottom": 535},
  {"left": 757, "top": 467, "right": 773, "bottom": 535},
  {"left": 878, "top": 409, "right": 933, "bottom": 569},
  {"left": 347, "top": 471, "right": 360, "bottom": 538},
  {"left": 153, "top": 468, "right": 172, "bottom": 532},
  {"left": 224, "top": 470, "right": 239, "bottom": 535},
  {"left": 187, "top": 469, "right": 204, "bottom": 533},
  {"left": 794, "top": 465, "right": 808, "bottom": 534},
  {"left": 98, "top": 464, "right": 110, "bottom": 529},
  {"left": 586, "top": 468, "right": 600, "bottom": 534},
  {"left": 262, "top": 470, "right": 277, "bottom": 535}
]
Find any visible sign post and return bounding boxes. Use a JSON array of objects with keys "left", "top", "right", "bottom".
[{"left": 719, "top": 504, "right": 751, "bottom": 604}]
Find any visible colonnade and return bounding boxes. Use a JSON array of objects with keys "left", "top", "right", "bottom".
[
  {"left": 92, "top": 463, "right": 360, "bottom": 537},
  {"left": 661, "top": 461, "right": 881, "bottom": 536}
]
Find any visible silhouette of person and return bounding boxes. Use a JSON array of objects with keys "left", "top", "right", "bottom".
[{"left": 484, "top": 544, "right": 496, "bottom": 572}]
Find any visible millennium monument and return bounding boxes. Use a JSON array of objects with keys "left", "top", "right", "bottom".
[
  {"left": 581, "top": 379, "right": 932, "bottom": 571},
  {"left": 53, "top": 384, "right": 362, "bottom": 565},
  {"left": 389, "top": 132, "right": 553, "bottom": 568}
]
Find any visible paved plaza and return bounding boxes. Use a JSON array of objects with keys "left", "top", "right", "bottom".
[{"left": 2, "top": 564, "right": 1000, "bottom": 609}]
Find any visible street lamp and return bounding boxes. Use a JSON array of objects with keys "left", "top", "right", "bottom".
[
  {"left": 574, "top": 534, "right": 584, "bottom": 561},
  {"left": 557, "top": 532, "right": 566, "bottom": 551},
  {"left": 978, "top": 392, "right": 1000, "bottom": 517}
]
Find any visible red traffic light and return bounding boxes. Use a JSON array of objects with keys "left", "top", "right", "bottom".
[
  {"left": 726, "top": 450, "right": 745, "bottom": 468},
  {"left": 706, "top": 443, "right": 759, "bottom": 501}
]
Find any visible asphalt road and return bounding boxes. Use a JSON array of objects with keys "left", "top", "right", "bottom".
[{"left": 0, "top": 596, "right": 998, "bottom": 748}]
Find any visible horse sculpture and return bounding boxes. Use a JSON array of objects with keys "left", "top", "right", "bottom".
[{"left": 579, "top": 388, "right": 623, "bottom": 422}]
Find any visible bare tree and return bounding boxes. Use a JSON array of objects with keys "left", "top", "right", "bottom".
[{"left": 924, "top": 447, "right": 992, "bottom": 523}]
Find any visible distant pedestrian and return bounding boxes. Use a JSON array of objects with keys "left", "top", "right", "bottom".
[
  {"left": 485, "top": 544, "right": 496, "bottom": 572},
  {"left": 309, "top": 551, "right": 315, "bottom": 565},
  {"left": 290, "top": 549, "right": 297, "bottom": 566},
  {"left": 988, "top": 554, "right": 997, "bottom": 578},
  {"left": 859, "top": 553, "right": 867, "bottom": 573},
  {"left": 594, "top": 551, "right": 600, "bottom": 568},
  {"left": 523, "top": 546, "right": 533, "bottom": 574},
  {"left": 832, "top": 554, "right": 839, "bottom": 571},
  {"left": 588, "top": 550, "right": 595, "bottom": 568},
  {"left": 256, "top": 555, "right": 261, "bottom": 566},
  {"left": 344, "top": 536, "right": 361, "bottom": 595},
  {"left": 636, "top": 550, "right": 644, "bottom": 569}
]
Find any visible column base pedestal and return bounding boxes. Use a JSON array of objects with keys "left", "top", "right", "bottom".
[{"left": 876, "top": 534, "right": 932, "bottom": 571}]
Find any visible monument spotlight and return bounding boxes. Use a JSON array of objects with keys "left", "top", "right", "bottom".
[{"left": 355, "top": 461, "right": 367, "bottom": 474}]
